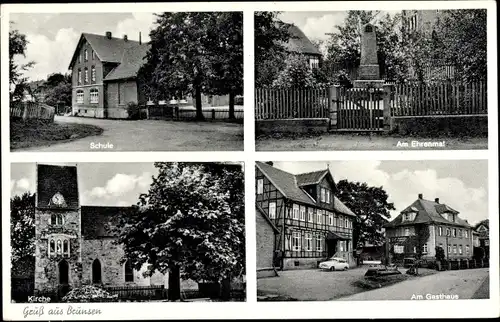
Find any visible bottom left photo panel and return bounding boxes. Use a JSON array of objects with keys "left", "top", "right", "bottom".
[{"left": 10, "top": 162, "right": 246, "bottom": 303}]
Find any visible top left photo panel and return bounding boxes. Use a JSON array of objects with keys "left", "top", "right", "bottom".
[{"left": 8, "top": 12, "right": 244, "bottom": 152}]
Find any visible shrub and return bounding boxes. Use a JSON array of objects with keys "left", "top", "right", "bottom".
[
  {"left": 126, "top": 102, "right": 140, "bottom": 120},
  {"left": 61, "top": 285, "right": 119, "bottom": 303}
]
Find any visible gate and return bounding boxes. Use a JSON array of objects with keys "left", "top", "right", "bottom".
[{"left": 334, "top": 87, "right": 385, "bottom": 131}]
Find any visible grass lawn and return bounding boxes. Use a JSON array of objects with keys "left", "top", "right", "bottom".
[
  {"left": 10, "top": 119, "right": 103, "bottom": 150},
  {"left": 256, "top": 132, "right": 488, "bottom": 151}
]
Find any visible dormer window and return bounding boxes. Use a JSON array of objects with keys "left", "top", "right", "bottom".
[
  {"left": 84, "top": 49, "right": 88, "bottom": 61},
  {"left": 403, "top": 212, "right": 416, "bottom": 222},
  {"left": 325, "top": 190, "right": 331, "bottom": 204},
  {"left": 320, "top": 188, "right": 326, "bottom": 202}
]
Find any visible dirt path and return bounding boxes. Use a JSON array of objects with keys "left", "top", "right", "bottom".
[{"left": 15, "top": 116, "right": 243, "bottom": 152}]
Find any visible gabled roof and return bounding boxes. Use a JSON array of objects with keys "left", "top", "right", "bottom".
[
  {"left": 36, "top": 164, "right": 79, "bottom": 209},
  {"left": 295, "top": 169, "right": 330, "bottom": 186},
  {"left": 284, "top": 23, "right": 322, "bottom": 56},
  {"left": 255, "top": 161, "right": 356, "bottom": 217},
  {"left": 68, "top": 33, "right": 149, "bottom": 81},
  {"left": 104, "top": 43, "right": 150, "bottom": 81},
  {"left": 385, "top": 198, "right": 471, "bottom": 228},
  {"left": 81, "top": 205, "right": 132, "bottom": 239},
  {"left": 474, "top": 219, "right": 489, "bottom": 231}
]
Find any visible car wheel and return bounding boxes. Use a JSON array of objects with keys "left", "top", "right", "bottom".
[
  {"left": 344, "top": 266, "right": 348, "bottom": 271},
  {"left": 330, "top": 266, "right": 335, "bottom": 271}
]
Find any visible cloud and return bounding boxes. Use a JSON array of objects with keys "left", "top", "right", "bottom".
[
  {"left": 16, "top": 178, "right": 31, "bottom": 190},
  {"left": 88, "top": 172, "right": 152, "bottom": 198},
  {"left": 301, "top": 14, "right": 346, "bottom": 41},
  {"left": 11, "top": 177, "right": 32, "bottom": 197},
  {"left": 114, "top": 13, "right": 155, "bottom": 42},
  {"left": 15, "top": 28, "right": 80, "bottom": 81}
]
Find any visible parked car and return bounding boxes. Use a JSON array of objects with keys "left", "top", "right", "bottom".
[{"left": 319, "top": 257, "right": 349, "bottom": 271}]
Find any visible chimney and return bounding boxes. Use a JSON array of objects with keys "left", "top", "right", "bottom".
[
  {"left": 139, "top": 32, "right": 142, "bottom": 45},
  {"left": 123, "top": 34, "right": 128, "bottom": 42},
  {"left": 418, "top": 193, "right": 423, "bottom": 199},
  {"left": 105, "top": 31, "right": 112, "bottom": 39},
  {"left": 265, "top": 161, "right": 274, "bottom": 166},
  {"left": 435, "top": 198, "right": 439, "bottom": 204}
]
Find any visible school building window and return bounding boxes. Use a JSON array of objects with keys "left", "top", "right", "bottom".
[
  {"left": 305, "top": 233, "right": 312, "bottom": 251},
  {"left": 292, "top": 231, "right": 301, "bottom": 251},
  {"left": 90, "top": 89, "right": 99, "bottom": 104},
  {"left": 299, "top": 206, "right": 306, "bottom": 221},
  {"left": 76, "top": 90, "right": 84, "bottom": 104},
  {"left": 307, "top": 208, "right": 313, "bottom": 223},
  {"left": 91, "top": 66, "right": 96, "bottom": 83},
  {"left": 292, "top": 204, "right": 299, "bottom": 220},
  {"left": 316, "top": 235, "right": 322, "bottom": 251}
]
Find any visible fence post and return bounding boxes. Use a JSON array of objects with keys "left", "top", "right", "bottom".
[
  {"left": 382, "top": 84, "right": 392, "bottom": 132},
  {"left": 212, "top": 109, "right": 215, "bottom": 120},
  {"left": 329, "top": 86, "right": 339, "bottom": 130}
]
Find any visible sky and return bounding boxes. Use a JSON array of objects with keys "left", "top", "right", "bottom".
[
  {"left": 9, "top": 13, "right": 157, "bottom": 81},
  {"left": 271, "top": 160, "right": 489, "bottom": 226},
  {"left": 278, "top": 10, "right": 398, "bottom": 42}
]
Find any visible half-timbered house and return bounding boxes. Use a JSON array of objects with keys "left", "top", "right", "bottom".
[{"left": 255, "top": 161, "right": 357, "bottom": 270}]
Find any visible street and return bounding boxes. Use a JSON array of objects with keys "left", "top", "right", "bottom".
[
  {"left": 338, "top": 268, "right": 489, "bottom": 301},
  {"left": 15, "top": 116, "right": 243, "bottom": 151}
]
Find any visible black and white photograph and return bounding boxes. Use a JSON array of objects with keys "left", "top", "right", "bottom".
[
  {"left": 10, "top": 162, "right": 245, "bottom": 303},
  {"left": 256, "top": 160, "right": 490, "bottom": 301},
  {"left": 254, "top": 10, "right": 488, "bottom": 151},
  {"left": 9, "top": 12, "right": 243, "bottom": 152}
]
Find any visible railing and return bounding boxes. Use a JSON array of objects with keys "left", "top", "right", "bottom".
[
  {"left": 146, "top": 104, "right": 243, "bottom": 121},
  {"left": 255, "top": 87, "right": 330, "bottom": 120},
  {"left": 10, "top": 101, "right": 55, "bottom": 122},
  {"left": 391, "top": 80, "right": 487, "bottom": 116},
  {"left": 104, "top": 285, "right": 167, "bottom": 301}
]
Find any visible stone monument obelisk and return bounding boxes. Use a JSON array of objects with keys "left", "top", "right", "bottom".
[{"left": 353, "top": 23, "right": 385, "bottom": 88}]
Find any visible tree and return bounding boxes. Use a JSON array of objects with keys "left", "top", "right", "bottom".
[
  {"left": 115, "top": 162, "right": 244, "bottom": 301},
  {"left": 44, "top": 73, "right": 72, "bottom": 108},
  {"left": 203, "top": 12, "right": 243, "bottom": 119},
  {"left": 10, "top": 192, "right": 36, "bottom": 266},
  {"left": 335, "top": 180, "right": 395, "bottom": 250},
  {"left": 272, "top": 54, "right": 318, "bottom": 88},
  {"left": 254, "top": 12, "right": 291, "bottom": 87},
  {"left": 140, "top": 12, "right": 243, "bottom": 120},
  {"left": 9, "top": 25, "right": 35, "bottom": 102}
]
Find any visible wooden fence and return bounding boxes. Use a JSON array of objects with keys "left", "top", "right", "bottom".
[
  {"left": 10, "top": 101, "right": 55, "bottom": 122},
  {"left": 105, "top": 285, "right": 167, "bottom": 301},
  {"left": 391, "top": 80, "right": 487, "bottom": 117},
  {"left": 255, "top": 87, "right": 330, "bottom": 120},
  {"left": 146, "top": 104, "right": 243, "bottom": 121}
]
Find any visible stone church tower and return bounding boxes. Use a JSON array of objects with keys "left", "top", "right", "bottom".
[{"left": 34, "top": 164, "right": 83, "bottom": 297}]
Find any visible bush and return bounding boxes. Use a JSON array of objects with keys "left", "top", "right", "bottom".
[
  {"left": 61, "top": 285, "right": 119, "bottom": 303},
  {"left": 126, "top": 102, "right": 140, "bottom": 120}
]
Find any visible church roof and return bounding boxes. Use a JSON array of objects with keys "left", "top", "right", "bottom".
[
  {"left": 36, "top": 164, "right": 79, "bottom": 209},
  {"left": 81, "top": 206, "right": 132, "bottom": 239}
]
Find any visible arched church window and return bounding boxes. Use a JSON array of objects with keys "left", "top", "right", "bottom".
[
  {"left": 63, "top": 240, "right": 69, "bottom": 256},
  {"left": 124, "top": 260, "right": 134, "bottom": 282},
  {"left": 92, "top": 259, "right": 102, "bottom": 284},
  {"left": 49, "top": 239, "right": 55, "bottom": 255},
  {"left": 56, "top": 239, "right": 62, "bottom": 254}
]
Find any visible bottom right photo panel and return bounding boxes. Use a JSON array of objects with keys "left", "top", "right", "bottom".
[{"left": 255, "top": 160, "right": 489, "bottom": 301}]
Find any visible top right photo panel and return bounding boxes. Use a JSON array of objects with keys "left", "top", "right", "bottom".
[{"left": 254, "top": 10, "right": 488, "bottom": 151}]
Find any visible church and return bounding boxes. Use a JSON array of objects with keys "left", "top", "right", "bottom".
[{"left": 34, "top": 164, "right": 171, "bottom": 298}]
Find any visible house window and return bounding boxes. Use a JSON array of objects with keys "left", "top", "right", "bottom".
[
  {"left": 76, "top": 90, "right": 84, "bottom": 104},
  {"left": 316, "top": 235, "right": 322, "bottom": 251},
  {"left": 447, "top": 245, "right": 451, "bottom": 253},
  {"left": 84, "top": 49, "right": 88, "bottom": 61},
  {"left": 328, "top": 212, "right": 333, "bottom": 226},
  {"left": 257, "top": 179, "right": 263, "bottom": 194},
  {"left": 320, "top": 188, "right": 326, "bottom": 202},
  {"left": 422, "top": 244, "right": 428, "bottom": 253},
  {"left": 453, "top": 245, "right": 457, "bottom": 254},
  {"left": 325, "top": 190, "right": 330, "bottom": 204},
  {"left": 345, "top": 218, "right": 348, "bottom": 228},
  {"left": 124, "top": 260, "right": 134, "bottom": 282},
  {"left": 464, "top": 230, "right": 468, "bottom": 238},
  {"left": 404, "top": 228, "right": 410, "bottom": 236},
  {"left": 91, "top": 66, "right": 96, "bottom": 83},
  {"left": 307, "top": 209, "right": 313, "bottom": 223},
  {"left": 292, "top": 204, "right": 299, "bottom": 220},
  {"left": 299, "top": 206, "right": 306, "bottom": 221},
  {"left": 459, "top": 245, "right": 463, "bottom": 255},
  {"left": 309, "top": 57, "right": 319, "bottom": 69},
  {"left": 292, "top": 231, "right": 301, "bottom": 251},
  {"left": 305, "top": 233, "right": 312, "bottom": 251},
  {"left": 438, "top": 226, "right": 442, "bottom": 236},
  {"left": 90, "top": 88, "right": 99, "bottom": 104},
  {"left": 269, "top": 202, "right": 276, "bottom": 219},
  {"left": 466, "top": 245, "right": 470, "bottom": 254},
  {"left": 458, "top": 229, "right": 462, "bottom": 238},
  {"left": 84, "top": 68, "right": 89, "bottom": 84},
  {"left": 316, "top": 210, "right": 322, "bottom": 224},
  {"left": 452, "top": 228, "right": 456, "bottom": 237},
  {"left": 446, "top": 228, "right": 450, "bottom": 236},
  {"left": 78, "top": 69, "right": 82, "bottom": 85}
]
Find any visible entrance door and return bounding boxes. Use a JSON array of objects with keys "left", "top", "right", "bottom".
[
  {"left": 92, "top": 259, "right": 102, "bottom": 284},
  {"left": 58, "top": 260, "right": 69, "bottom": 285},
  {"left": 327, "top": 240, "right": 337, "bottom": 258}
]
